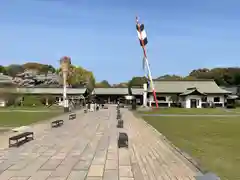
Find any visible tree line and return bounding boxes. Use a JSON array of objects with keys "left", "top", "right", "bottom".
[
  {"left": 0, "top": 63, "right": 56, "bottom": 77},
  {"left": 1, "top": 63, "right": 240, "bottom": 88},
  {"left": 0, "top": 62, "right": 95, "bottom": 89},
  {"left": 128, "top": 67, "right": 240, "bottom": 88}
]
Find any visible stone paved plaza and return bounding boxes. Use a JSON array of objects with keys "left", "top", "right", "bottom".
[{"left": 0, "top": 107, "right": 199, "bottom": 180}]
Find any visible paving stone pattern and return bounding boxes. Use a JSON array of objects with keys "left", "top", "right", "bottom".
[{"left": 0, "top": 107, "right": 199, "bottom": 180}]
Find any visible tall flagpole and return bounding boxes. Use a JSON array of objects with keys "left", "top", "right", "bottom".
[{"left": 136, "top": 16, "right": 158, "bottom": 108}]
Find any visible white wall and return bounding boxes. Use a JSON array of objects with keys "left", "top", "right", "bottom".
[
  {"left": 184, "top": 95, "right": 202, "bottom": 108},
  {"left": 148, "top": 93, "right": 226, "bottom": 108},
  {"left": 207, "top": 94, "right": 225, "bottom": 103},
  {"left": 148, "top": 94, "right": 172, "bottom": 107},
  {"left": 0, "top": 99, "right": 6, "bottom": 107},
  {"left": 148, "top": 94, "right": 171, "bottom": 102},
  {"left": 206, "top": 94, "right": 225, "bottom": 107}
]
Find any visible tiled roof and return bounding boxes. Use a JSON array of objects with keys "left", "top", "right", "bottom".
[
  {"left": 0, "top": 74, "right": 13, "bottom": 83},
  {"left": 131, "top": 88, "right": 144, "bottom": 95},
  {"left": 36, "top": 73, "right": 60, "bottom": 81},
  {"left": 16, "top": 88, "right": 87, "bottom": 94},
  {"left": 180, "top": 88, "right": 206, "bottom": 96},
  {"left": 93, "top": 88, "right": 129, "bottom": 95},
  {"left": 220, "top": 86, "right": 238, "bottom": 95},
  {"left": 151, "top": 80, "right": 230, "bottom": 94}
]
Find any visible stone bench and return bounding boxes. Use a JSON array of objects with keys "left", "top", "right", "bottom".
[
  {"left": 9, "top": 132, "right": 34, "bottom": 148},
  {"left": 69, "top": 113, "right": 76, "bottom": 120},
  {"left": 117, "top": 113, "right": 122, "bottom": 120},
  {"left": 51, "top": 120, "right": 64, "bottom": 128},
  {"left": 117, "top": 119, "right": 124, "bottom": 128},
  {"left": 118, "top": 132, "right": 128, "bottom": 148}
]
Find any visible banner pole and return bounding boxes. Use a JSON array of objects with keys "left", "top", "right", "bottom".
[{"left": 136, "top": 17, "right": 158, "bottom": 108}]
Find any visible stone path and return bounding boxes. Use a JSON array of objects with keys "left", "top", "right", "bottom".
[{"left": 0, "top": 107, "right": 199, "bottom": 180}]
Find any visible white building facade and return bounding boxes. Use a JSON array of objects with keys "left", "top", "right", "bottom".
[{"left": 147, "top": 80, "right": 230, "bottom": 108}]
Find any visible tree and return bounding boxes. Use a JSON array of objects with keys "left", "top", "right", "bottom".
[
  {"left": 189, "top": 68, "right": 210, "bottom": 77},
  {"left": 0, "top": 65, "right": 6, "bottom": 74},
  {"left": 156, "top": 74, "right": 182, "bottom": 80},
  {"left": 169, "top": 94, "right": 179, "bottom": 103},
  {"left": 95, "top": 80, "right": 111, "bottom": 88},
  {"left": 85, "top": 71, "right": 96, "bottom": 91},
  {"left": 183, "top": 76, "right": 198, "bottom": 80},
  {"left": 58, "top": 65, "right": 96, "bottom": 89},
  {"left": 5, "top": 64, "right": 24, "bottom": 77},
  {"left": 22, "top": 62, "right": 56, "bottom": 74},
  {"left": 22, "top": 62, "right": 42, "bottom": 71},
  {"left": 113, "top": 83, "right": 128, "bottom": 88},
  {"left": 128, "top": 76, "right": 147, "bottom": 88},
  {"left": 40, "top": 64, "right": 56, "bottom": 73},
  {"left": 188, "top": 67, "right": 240, "bottom": 86}
]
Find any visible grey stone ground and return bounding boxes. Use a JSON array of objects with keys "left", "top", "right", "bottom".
[{"left": 0, "top": 107, "right": 199, "bottom": 180}]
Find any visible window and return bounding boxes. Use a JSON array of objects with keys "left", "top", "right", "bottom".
[
  {"left": 213, "top": 97, "right": 220, "bottom": 102},
  {"left": 157, "top": 96, "right": 166, "bottom": 101}
]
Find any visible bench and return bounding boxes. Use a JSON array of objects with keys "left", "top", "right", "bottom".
[
  {"left": 51, "top": 120, "right": 64, "bottom": 128},
  {"left": 9, "top": 132, "right": 34, "bottom": 148},
  {"left": 116, "top": 114, "right": 121, "bottom": 120},
  {"left": 69, "top": 113, "right": 76, "bottom": 120},
  {"left": 117, "top": 119, "right": 124, "bottom": 128},
  {"left": 118, "top": 132, "right": 128, "bottom": 148}
]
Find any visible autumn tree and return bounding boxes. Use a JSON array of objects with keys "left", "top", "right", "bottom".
[
  {"left": 22, "top": 62, "right": 56, "bottom": 73},
  {"left": 22, "top": 62, "right": 42, "bottom": 70}
]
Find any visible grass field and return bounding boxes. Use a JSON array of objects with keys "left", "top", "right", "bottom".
[
  {"left": 0, "top": 111, "right": 62, "bottom": 127},
  {"left": 140, "top": 107, "right": 240, "bottom": 115},
  {"left": 0, "top": 105, "right": 63, "bottom": 111},
  {"left": 143, "top": 115, "right": 240, "bottom": 180}
]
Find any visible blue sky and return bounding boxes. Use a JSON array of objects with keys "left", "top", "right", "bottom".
[{"left": 0, "top": 0, "right": 240, "bottom": 83}]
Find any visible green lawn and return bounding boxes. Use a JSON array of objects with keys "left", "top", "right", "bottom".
[
  {"left": 0, "top": 111, "right": 62, "bottom": 127},
  {"left": 143, "top": 116, "right": 240, "bottom": 180},
  {"left": 140, "top": 107, "right": 240, "bottom": 115},
  {"left": 0, "top": 105, "right": 63, "bottom": 111}
]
